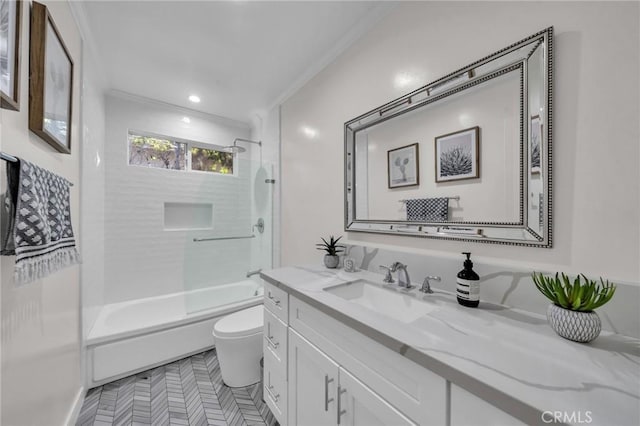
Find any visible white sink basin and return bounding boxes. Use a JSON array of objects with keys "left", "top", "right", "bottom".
[{"left": 324, "top": 280, "right": 439, "bottom": 323}]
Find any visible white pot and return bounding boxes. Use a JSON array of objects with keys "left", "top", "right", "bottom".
[
  {"left": 324, "top": 255, "right": 339, "bottom": 269},
  {"left": 546, "top": 304, "right": 602, "bottom": 343}
]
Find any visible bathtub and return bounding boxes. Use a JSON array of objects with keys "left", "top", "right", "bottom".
[{"left": 86, "top": 279, "right": 263, "bottom": 387}]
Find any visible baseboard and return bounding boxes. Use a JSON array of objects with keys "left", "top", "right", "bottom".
[{"left": 64, "top": 386, "right": 85, "bottom": 426}]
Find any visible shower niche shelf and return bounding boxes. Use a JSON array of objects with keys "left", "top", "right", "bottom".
[{"left": 163, "top": 202, "right": 213, "bottom": 231}]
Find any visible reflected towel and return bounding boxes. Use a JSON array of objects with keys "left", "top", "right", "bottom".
[
  {"left": 1, "top": 158, "right": 79, "bottom": 285},
  {"left": 406, "top": 198, "right": 449, "bottom": 222}
]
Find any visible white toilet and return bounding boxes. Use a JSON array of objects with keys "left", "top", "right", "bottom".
[{"left": 212, "top": 305, "right": 264, "bottom": 387}]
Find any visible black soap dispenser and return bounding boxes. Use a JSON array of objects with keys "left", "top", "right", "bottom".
[{"left": 457, "top": 252, "right": 480, "bottom": 307}]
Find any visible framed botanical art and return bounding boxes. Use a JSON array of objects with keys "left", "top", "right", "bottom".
[
  {"left": 435, "top": 126, "right": 480, "bottom": 183},
  {"left": 29, "top": 1, "right": 73, "bottom": 154},
  {"left": 530, "top": 115, "right": 542, "bottom": 174},
  {"left": 1, "top": 0, "right": 21, "bottom": 110},
  {"left": 388, "top": 143, "right": 419, "bottom": 188}
]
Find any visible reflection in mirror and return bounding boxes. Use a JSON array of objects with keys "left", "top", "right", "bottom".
[{"left": 345, "top": 28, "right": 552, "bottom": 247}]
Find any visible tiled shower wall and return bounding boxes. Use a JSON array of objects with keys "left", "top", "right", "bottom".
[{"left": 104, "top": 94, "right": 258, "bottom": 304}]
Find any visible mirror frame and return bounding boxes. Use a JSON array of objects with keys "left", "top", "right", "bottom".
[{"left": 344, "top": 27, "right": 553, "bottom": 247}]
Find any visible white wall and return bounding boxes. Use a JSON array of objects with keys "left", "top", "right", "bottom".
[
  {"left": 104, "top": 94, "right": 260, "bottom": 304},
  {"left": 281, "top": 1, "right": 640, "bottom": 285},
  {"left": 1, "top": 1, "right": 84, "bottom": 424},
  {"left": 78, "top": 32, "right": 107, "bottom": 344}
]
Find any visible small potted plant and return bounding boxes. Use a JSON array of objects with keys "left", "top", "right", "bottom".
[
  {"left": 316, "top": 236, "right": 345, "bottom": 269},
  {"left": 532, "top": 272, "right": 616, "bottom": 343}
]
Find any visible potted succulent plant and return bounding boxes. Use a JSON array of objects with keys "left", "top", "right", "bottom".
[
  {"left": 532, "top": 272, "right": 616, "bottom": 343},
  {"left": 316, "top": 236, "right": 346, "bottom": 269}
]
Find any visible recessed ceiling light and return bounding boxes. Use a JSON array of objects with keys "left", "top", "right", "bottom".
[
  {"left": 188, "top": 95, "right": 201, "bottom": 103},
  {"left": 181, "top": 117, "right": 191, "bottom": 124}
]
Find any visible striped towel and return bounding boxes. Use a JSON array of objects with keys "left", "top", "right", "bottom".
[
  {"left": 406, "top": 198, "right": 449, "bottom": 222},
  {"left": 1, "top": 159, "right": 79, "bottom": 285}
]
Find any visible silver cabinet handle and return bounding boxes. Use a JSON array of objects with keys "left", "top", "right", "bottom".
[
  {"left": 266, "top": 335, "right": 279, "bottom": 349},
  {"left": 265, "top": 321, "right": 279, "bottom": 349},
  {"left": 337, "top": 386, "right": 347, "bottom": 424},
  {"left": 324, "top": 375, "right": 334, "bottom": 411},
  {"left": 267, "top": 291, "right": 281, "bottom": 306},
  {"left": 266, "top": 384, "right": 280, "bottom": 402}
]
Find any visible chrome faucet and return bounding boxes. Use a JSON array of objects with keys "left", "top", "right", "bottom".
[
  {"left": 420, "top": 276, "right": 441, "bottom": 294},
  {"left": 390, "top": 262, "right": 413, "bottom": 289},
  {"left": 379, "top": 265, "right": 395, "bottom": 283}
]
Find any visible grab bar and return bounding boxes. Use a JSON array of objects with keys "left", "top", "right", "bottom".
[{"left": 193, "top": 235, "right": 255, "bottom": 242}]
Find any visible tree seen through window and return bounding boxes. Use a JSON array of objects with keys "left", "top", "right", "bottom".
[{"left": 128, "top": 133, "right": 234, "bottom": 174}]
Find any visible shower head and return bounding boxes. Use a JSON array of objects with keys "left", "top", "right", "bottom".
[
  {"left": 224, "top": 145, "right": 246, "bottom": 153},
  {"left": 223, "top": 138, "right": 261, "bottom": 154}
]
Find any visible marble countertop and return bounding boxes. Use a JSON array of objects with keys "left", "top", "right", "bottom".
[{"left": 260, "top": 265, "right": 640, "bottom": 426}]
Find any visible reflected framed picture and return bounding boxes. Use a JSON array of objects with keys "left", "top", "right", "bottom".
[
  {"left": 435, "top": 126, "right": 480, "bottom": 183},
  {"left": 388, "top": 143, "right": 419, "bottom": 188},
  {"left": 530, "top": 115, "right": 542, "bottom": 174},
  {"left": 1, "top": 0, "right": 21, "bottom": 110},
  {"left": 29, "top": 1, "right": 73, "bottom": 154}
]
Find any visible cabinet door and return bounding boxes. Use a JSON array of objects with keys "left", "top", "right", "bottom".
[
  {"left": 338, "top": 367, "right": 415, "bottom": 426},
  {"left": 288, "top": 329, "right": 340, "bottom": 426},
  {"left": 450, "top": 384, "right": 525, "bottom": 426}
]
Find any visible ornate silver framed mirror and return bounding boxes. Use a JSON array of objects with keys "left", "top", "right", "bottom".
[{"left": 344, "top": 27, "right": 552, "bottom": 247}]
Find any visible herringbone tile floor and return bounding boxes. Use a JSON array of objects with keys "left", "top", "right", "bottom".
[{"left": 76, "top": 349, "right": 277, "bottom": 426}]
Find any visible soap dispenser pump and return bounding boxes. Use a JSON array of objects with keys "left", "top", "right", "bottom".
[{"left": 457, "top": 252, "right": 480, "bottom": 307}]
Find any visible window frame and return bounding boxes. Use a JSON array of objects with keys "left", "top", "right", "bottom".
[
  {"left": 127, "top": 129, "right": 237, "bottom": 176},
  {"left": 188, "top": 141, "right": 237, "bottom": 176}
]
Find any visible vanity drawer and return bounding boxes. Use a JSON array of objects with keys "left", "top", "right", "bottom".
[
  {"left": 289, "top": 296, "right": 446, "bottom": 425},
  {"left": 264, "top": 362, "right": 288, "bottom": 426},
  {"left": 264, "top": 281, "right": 288, "bottom": 322},
  {"left": 264, "top": 308, "right": 288, "bottom": 373}
]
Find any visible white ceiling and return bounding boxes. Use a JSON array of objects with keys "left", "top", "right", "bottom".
[{"left": 80, "top": 1, "right": 389, "bottom": 123}]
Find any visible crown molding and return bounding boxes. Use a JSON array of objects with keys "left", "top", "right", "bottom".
[
  {"left": 265, "top": 2, "right": 397, "bottom": 111},
  {"left": 68, "top": 0, "right": 109, "bottom": 90},
  {"left": 107, "top": 90, "right": 252, "bottom": 129}
]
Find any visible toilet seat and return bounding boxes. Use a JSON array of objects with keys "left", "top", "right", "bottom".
[{"left": 213, "top": 305, "right": 263, "bottom": 338}]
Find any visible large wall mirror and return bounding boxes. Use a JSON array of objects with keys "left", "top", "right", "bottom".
[{"left": 345, "top": 27, "right": 552, "bottom": 247}]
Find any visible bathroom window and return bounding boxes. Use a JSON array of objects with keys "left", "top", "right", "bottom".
[
  {"left": 190, "top": 146, "right": 233, "bottom": 174},
  {"left": 128, "top": 132, "right": 234, "bottom": 175},
  {"left": 128, "top": 134, "right": 187, "bottom": 170}
]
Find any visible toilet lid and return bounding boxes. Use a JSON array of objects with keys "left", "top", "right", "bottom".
[{"left": 214, "top": 305, "right": 263, "bottom": 338}]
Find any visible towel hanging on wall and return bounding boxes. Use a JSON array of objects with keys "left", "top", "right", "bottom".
[
  {"left": 405, "top": 197, "right": 449, "bottom": 222},
  {"left": 1, "top": 158, "right": 79, "bottom": 285}
]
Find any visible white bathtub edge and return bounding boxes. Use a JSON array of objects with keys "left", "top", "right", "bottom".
[
  {"left": 87, "top": 298, "right": 262, "bottom": 347},
  {"left": 86, "top": 300, "right": 263, "bottom": 388}
]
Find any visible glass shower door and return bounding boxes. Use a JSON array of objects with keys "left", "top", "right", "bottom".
[{"left": 183, "top": 157, "right": 274, "bottom": 315}]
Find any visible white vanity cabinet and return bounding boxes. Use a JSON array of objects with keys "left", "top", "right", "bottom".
[
  {"left": 287, "top": 295, "right": 446, "bottom": 425},
  {"left": 263, "top": 282, "right": 289, "bottom": 425},
  {"left": 288, "top": 329, "right": 339, "bottom": 425},
  {"left": 263, "top": 279, "right": 524, "bottom": 426},
  {"left": 450, "top": 384, "right": 526, "bottom": 426},
  {"left": 339, "top": 367, "right": 415, "bottom": 426},
  {"left": 288, "top": 329, "right": 414, "bottom": 426}
]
